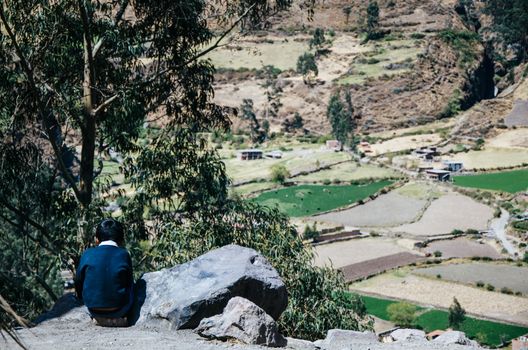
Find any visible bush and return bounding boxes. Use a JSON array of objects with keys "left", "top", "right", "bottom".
[
  {"left": 271, "top": 164, "right": 291, "bottom": 184},
  {"left": 303, "top": 223, "right": 320, "bottom": 241},
  {"left": 433, "top": 251, "right": 443, "bottom": 257},
  {"left": 451, "top": 229, "right": 464, "bottom": 236},
  {"left": 486, "top": 284, "right": 495, "bottom": 291},
  {"left": 500, "top": 287, "right": 513, "bottom": 295},
  {"left": 476, "top": 281, "right": 484, "bottom": 287},
  {"left": 410, "top": 33, "right": 426, "bottom": 39},
  {"left": 387, "top": 302, "right": 417, "bottom": 327}
]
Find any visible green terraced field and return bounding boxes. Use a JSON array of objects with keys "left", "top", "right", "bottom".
[
  {"left": 453, "top": 169, "right": 528, "bottom": 193},
  {"left": 359, "top": 295, "right": 528, "bottom": 347},
  {"left": 251, "top": 181, "right": 392, "bottom": 217}
]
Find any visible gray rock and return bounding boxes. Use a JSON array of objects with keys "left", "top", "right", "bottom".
[
  {"left": 390, "top": 329, "right": 426, "bottom": 342},
  {"left": 35, "top": 293, "right": 91, "bottom": 325},
  {"left": 195, "top": 297, "right": 286, "bottom": 347},
  {"left": 285, "top": 337, "right": 317, "bottom": 350},
  {"left": 433, "top": 331, "right": 479, "bottom": 347},
  {"left": 135, "top": 244, "right": 287, "bottom": 329},
  {"left": 314, "top": 329, "right": 379, "bottom": 349}
]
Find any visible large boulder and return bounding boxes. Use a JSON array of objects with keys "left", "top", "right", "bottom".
[
  {"left": 195, "top": 297, "right": 287, "bottom": 347},
  {"left": 390, "top": 329, "right": 427, "bottom": 342},
  {"left": 433, "top": 331, "right": 479, "bottom": 347},
  {"left": 135, "top": 244, "right": 287, "bottom": 329}
]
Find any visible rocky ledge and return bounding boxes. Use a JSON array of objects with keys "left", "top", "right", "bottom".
[{"left": 6, "top": 245, "right": 482, "bottom": 350}]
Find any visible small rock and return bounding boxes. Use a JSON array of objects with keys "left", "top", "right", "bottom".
[
  {"left": 285, "top": 337, "right": 318, "bottom": 350},
  {"left": 390, "top": 329, "right": 426, "bottom": 342},
  {"left": 314, "top": 329, "right": 379, "bottom": 349},
  {"left": 195, "top": 297, "right": 286, "bottom": 347},
  {"left": 433, "top": 331, "right": 479, "bottom": 347}
]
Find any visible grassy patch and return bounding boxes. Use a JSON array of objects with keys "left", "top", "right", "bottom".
[
  {"left": 360, "top": 294, "right": 528, "bottom": 347},
  {"left": 417, "top": 310, "right": 528, "bottom": 347},
  {"left": 453, "top": 169, "right": 528, "bottom": 193},
  {"left": 252, "top": 181, "right": 392, "bottom": 217}
]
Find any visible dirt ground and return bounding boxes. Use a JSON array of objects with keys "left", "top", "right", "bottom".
[
  {"left": 423, "top": 238, "right": 502, "bottom": 260},
  {"left": 414, "top": 262, "right": 528, "bottom": 295},
  {"left": 487, "top": 129, "right": 528, "bottom": 149},
  {"left": 340, "top": 252, "right": 425, "bottom": 282},
  {"left": 390, "top": 193, "right": 494, "bottom": 237},
  {"left": 312, "top": 237, "right": 417, "bottom": 268},
  {"left": 369, "top": 134, "right": 442, "bottom": 156},
  {"left": 314, "top": 191, "right": 427, "bottom": 227},
  {"left": 505, "top": 100, "right": 528, "bottom": 127},
  {"left": 351, "top": 273, "right": 528, "bottom": 326},
  {"left": 447, "top": 148, "right": 528, "bottom": 170}
]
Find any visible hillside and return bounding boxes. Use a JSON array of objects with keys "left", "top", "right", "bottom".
[{"left": 211, "top": 0, "right": 500, "bottom": 134}]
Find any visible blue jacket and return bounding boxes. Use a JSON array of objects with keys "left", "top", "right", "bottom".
[{"left": 75, "top": 245, "right": 133, "bottom": 310}]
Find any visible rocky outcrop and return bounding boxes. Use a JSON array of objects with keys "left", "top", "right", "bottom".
[
  {"left": 195, "top": 297, "right": 286, "bottom": 347},
  {"left": 135, "top": 244, "right": 288, "bottom": 329},
  {"left": 312, "top": 329, "right": 482, "bottom": 350}
]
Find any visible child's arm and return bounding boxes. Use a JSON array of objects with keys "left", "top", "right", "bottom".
[{"left": 74, "top": 256, "right": 86, "bottom": 300}]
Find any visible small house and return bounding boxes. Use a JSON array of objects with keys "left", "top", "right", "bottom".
[
  {"left": 443, "top": 161, "right": 463, "bottom": 172},
  {"left": 237, "top": 149, "right": 263, "bottom": 161},
  {"left": 426, "top": 169, "right": 451, "bottom": 182},
  {"left": 326, "top": 140, "right": 342, "bottom": 151},
  {"left": 265, "top": 150, "right": 283, "bottom": 159},
  {"left": 418, "top": 165, "right": 434, "bottom": 173},
  {"left": 415, "top": 147, "right": 438, "bottom": 161},
  {"left": 513, "top": 335, "right": 528, "bottom": 350}
]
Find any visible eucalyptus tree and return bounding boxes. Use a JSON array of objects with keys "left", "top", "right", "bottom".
[{"left": 0, "top": 0, "right": 370, "bottom": 339}]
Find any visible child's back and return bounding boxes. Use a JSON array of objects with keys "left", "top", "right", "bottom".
[{"left": 75, "top": 219, "right": 134, "bottom": 322}]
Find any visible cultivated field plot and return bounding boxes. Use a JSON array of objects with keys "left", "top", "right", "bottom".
[
  {"left": 453, "top": 169, "right": 528, "bottom": 193},
  {"left": 423, "top": 238, "right": 501, "bottom": 260},
  {"left": 369, "top": 133, "right": 442, "bottom": 155},
  {"left": 294, "top": 162, "right": 400, "bottom": 183},
  {"left": 337, "top": 40, "right": 424, "bottom": 85},
  {"left": 369, "top": 119, "right": 455, "bottom": 140},
  {"left": 314, "top": 191, "right": 427, "bottom": 227},
  {"left": 504, "top": 100, "right": 528, "bottom": 127},
  {"left": 252, "top": 181, "right": 392, "bottom": 217},
  {"left": 448, "top": 147, "right": 528, "bottom": 170},
  {"left": 487, "top": 129, "right": 528, "bottom": 149},
  {"left": 206, "top": 35, "right": 309, "bottom": 71},
  {"left": 313, "top": 237, "right": 414, "bottom": 268},
  {"left": 414, "top": 263, "right": 528, "bottom": 295},
  {"left": 230, "top": 181, "right": 277, "bottom": 197},
  {"left": 351, "top": 273, "right": 528, "bottom": 326},
  {"left": 390, "top": 193, "right": 494, "bottom": 237},
  {"left": 224, "top": 146, "right": 350, "bottom": 184},
  {"left": 340, "top": 252, "right": 424, "bottom": 282},
  {"left": 361, "top": 295, "right": 528, "bottom": 347}
]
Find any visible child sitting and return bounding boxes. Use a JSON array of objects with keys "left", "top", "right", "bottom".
[{"left": 75, "top": 219, "right": 134, "bottom": 326}]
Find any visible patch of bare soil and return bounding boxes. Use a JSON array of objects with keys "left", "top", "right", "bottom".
[
  {"left": 340, "top": 252, "right": 425, "bottom": 282},
  {"left": 313, "top": 237, "right": 415, "bottom": 268},
  {"left": 390, "top": 193, "right": 494, "bottom": 237},
  {"left": 423, "top": 238, "right": 502, "bottom": 260},
  {"left": 352, "top": 274, "right": 528, "bottom": 326},
  {"left": 314, "top": 192, "right": 427, "bottom": 227}
]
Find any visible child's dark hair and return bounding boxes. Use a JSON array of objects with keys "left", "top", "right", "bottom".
[{"left": 96, "top": 219, "right": 124, "bottom": 244}]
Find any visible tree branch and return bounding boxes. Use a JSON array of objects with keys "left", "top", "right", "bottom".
[
  {"left": 0, "top": 5, "right": 82, "bottom": 202},
  {"left": 92, "top": 0, "right": 130, "bottom": 57},
  {"left": 144, "top": 3, "right": 255, "bottom": 85},
  {"left": 93, "top": 94, "right": 118, "bottom": 116}
]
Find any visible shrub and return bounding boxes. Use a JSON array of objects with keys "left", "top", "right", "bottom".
[
  {"left": 410, "top": 32, "right": 426, "bottom": 39},
  {"left": 271, "top": 164, "right": 291, "bottom": 184},
  {"left": 303, "top": 223, "right": 320, "bottom": 241},
  {"left": 451, "top": 229, "right": 464, "bottom": 236},
  {"left": 500, "top": 287, "right": 513, "bottom": 295},
  {"left": 476, "top": 281, "right": 484, "bottom": 287},
  {"left": 323, "top": 179, "right": 331, "bottom": 185},
  {"left": 433, "top": 251, "right": 443, "bottom": 257},
  {"left": 436, "top": 274, "right": 442, "bottom": 279},
  {"left": 486, "top": 284, "right": 495, "bottom": 291},
  {"left": 387, "top": 302, "right": 417, "bottom": 327}
]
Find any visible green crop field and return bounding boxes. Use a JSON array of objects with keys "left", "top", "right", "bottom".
[
  {"left": 416, "top": 310, "right": 528, "bottom": 347},
  {"left": 359, "top": 295, "right": 528, "bottom": 347},
  {"left": 251, "top": 181, "right": 392, "bottom": 217},
  {"left": 453, "top": 169, "right": 528, "bottom": 193}
]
